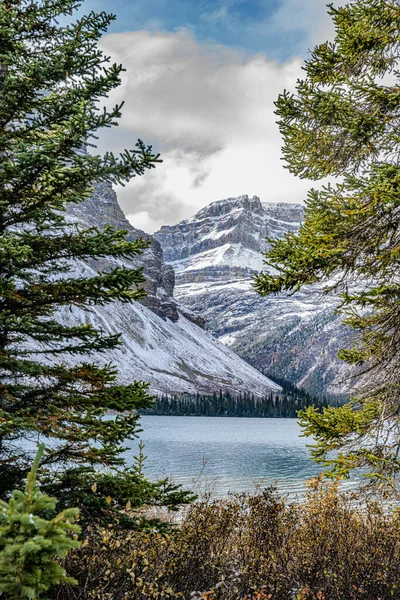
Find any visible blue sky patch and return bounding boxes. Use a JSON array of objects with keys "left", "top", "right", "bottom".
[{"left": 79, "top": 0, "right": 310, "bottom": 60}]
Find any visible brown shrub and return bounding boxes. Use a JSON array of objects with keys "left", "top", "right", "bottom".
[
  {"left": 55, "top": 479, "right": 400, "bottom": 600},
  {"left": 290, "top": 479, "right": 400, "bottom": 600}
]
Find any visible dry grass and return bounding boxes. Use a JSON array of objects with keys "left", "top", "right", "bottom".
[{"left": 55, "top": 478, "right": 400, "bottom": 600}]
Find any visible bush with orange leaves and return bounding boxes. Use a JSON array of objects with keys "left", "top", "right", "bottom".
[{"left": 54, "top": 478, "right": 400, "bottom": 600}]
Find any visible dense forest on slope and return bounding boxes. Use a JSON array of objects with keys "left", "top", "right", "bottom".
[{"left": 142, "top": 380, "right": 335, "bottom": 418}]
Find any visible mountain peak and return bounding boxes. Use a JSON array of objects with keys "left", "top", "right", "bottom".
[
  {"left": 155, "top": 194, "right": 347, "bottom": 396},
  {"left": 154, "top": 194, "right": 302, "bottom": 264},
  {"left": 193, "top": 195, "right": 263, "bottom": 221}
]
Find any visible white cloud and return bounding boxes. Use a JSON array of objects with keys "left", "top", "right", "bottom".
[
  {"left": 98, "top": 26, "right": 332, "bottom": 233},
  {"left": 267, "top": 0, "right": 336, "bottom": 46}
]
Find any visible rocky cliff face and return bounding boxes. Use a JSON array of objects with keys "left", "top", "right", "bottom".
[
  {"left": 68, "top": 182, "right": 180, "bottom": 322},
  {"left": 62, "top": 186, "right": 280, "bottom": 396},
  {"left": 154, "top": 195, "right": 352, "bottom": 396},
  {"left": 157, "top": 195, "right": 301, "bottom": 268}
]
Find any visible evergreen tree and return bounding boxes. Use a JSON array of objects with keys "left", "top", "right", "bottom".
[
  {"left": 255, "top": 0, "right": 400, "bottom": 491},
  {"left": 0, "top": 0, "right": 194, "bottom": 519},
  {"left": 0, "top": 444, "right": 80, "bottom": 599}
]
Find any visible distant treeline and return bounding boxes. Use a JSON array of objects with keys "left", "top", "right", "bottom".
[{"left": 142, "top": 380, "right": 338, "bottom": 418}]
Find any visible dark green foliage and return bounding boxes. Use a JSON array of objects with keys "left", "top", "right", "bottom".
[
  {"left": 0, "top": 444, "right": 80, "bottom": 600},
  {"left": 254, "top": 0, "right": 400, "bottom": 492},
  {"left": 143, "top": 385, "right": 331, "bottom": 419},
  {"left": 46, "top": 441, "right": 196, "bottom": 532},
  {"left": 0, "top": 0, "right": 192, "bottom": 524}
]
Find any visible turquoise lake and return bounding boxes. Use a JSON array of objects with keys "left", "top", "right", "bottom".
[{"left": 123, "top": 415, "right": 359, "bottom": 499}]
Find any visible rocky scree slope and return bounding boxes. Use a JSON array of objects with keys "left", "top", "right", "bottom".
[
  {"left": 61, "top": 185, "right": 280, "bottom": 397},
  {"left": 155, "top": 195, "right": 352, "bottom": 395}
]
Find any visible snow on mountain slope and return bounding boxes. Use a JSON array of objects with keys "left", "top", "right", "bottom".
[
  {"left": 58, "top": 185, "right": 281, "bottom": 397},
  {"left": 172, "top": 244, "right": 265, "bottom": 276},
  {"left": 59, "top": 300, "right": 281, "bottom": 397},
  {"left": 155, "top": 195, "right": 352, "bottom": 396}
]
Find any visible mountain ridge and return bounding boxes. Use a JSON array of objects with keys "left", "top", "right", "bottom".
[{"left": 60, "top": 185, "right": 281, "bottom": 397}]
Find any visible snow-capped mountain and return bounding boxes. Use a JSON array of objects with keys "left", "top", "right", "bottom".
[
  {"left": 62, "top": 186, "right": 281, "bottom": 397},
  {"left": 155, "top": 195, "right": 352, "bottom": 395}
]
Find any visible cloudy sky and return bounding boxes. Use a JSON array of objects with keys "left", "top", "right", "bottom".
[{"left": 83, "top": 0, "right": 338, "bottom": 233}]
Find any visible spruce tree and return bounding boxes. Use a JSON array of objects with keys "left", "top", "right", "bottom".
[
  {"left": 255, "top": 0, "right": 400, "bottom": 491},
  {"left": 0, "top": 0, "right": 194, "bottom": 518},
  {"left": 0, "top": 444, "right": 80, "bottom": 599}
]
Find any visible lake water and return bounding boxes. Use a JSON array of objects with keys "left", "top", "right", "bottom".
[{"left": 123, "top": 416, "right": 359, "bottom": 499}]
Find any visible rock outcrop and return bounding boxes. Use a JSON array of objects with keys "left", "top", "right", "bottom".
[{"left": 68, "top": 182, "right": 180, "bottom": 322}]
